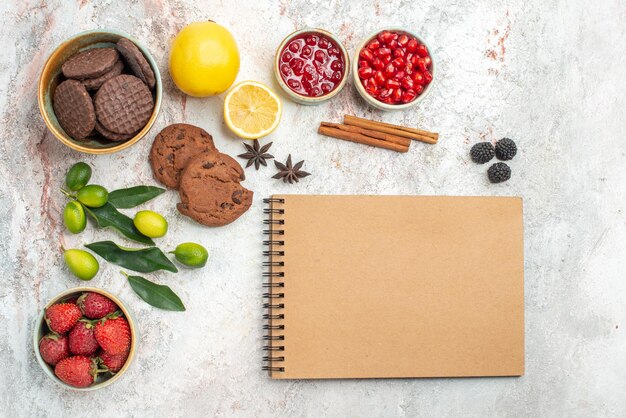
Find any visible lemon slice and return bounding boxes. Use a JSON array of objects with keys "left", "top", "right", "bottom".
[{"left": 224, "top": 81, "right": 282, "bottom": 139}]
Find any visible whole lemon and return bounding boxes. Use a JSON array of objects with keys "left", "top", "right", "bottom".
[{"left": 169, "top": 21, "right": 240, "bottom": 97}]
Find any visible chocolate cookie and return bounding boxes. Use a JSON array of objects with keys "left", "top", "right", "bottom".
[
  {"left": 94, "top": 121, "right": 137, "bottom": 142},
  {"left": 177, "top": 152, "right": 253, "bottom": 227},
  {"left": 82, "top": 59, "right": 124, "bottom": 90},
  {"left": 149, "top": 124, "right": 217, "bottom": 189},
  {"left": 94, "top": 75, "right": 154, "bottom": 135},
  {"left": 53, "top": 79, "right": 96, "bottom": 140},
  {"left": 116, "top": 38, "right": 156, "bottom": 89},
  {"left": 62, "top": 47, "right": 119, "bottom": 80}
]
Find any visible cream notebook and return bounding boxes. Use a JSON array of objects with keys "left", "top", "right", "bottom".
[{"left": 262, "top": 195, "right": 524, "bottom": 379}]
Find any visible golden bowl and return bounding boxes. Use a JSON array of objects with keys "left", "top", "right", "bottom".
[
  {"left": 38, "top": 29, "right": 162, "bottom": 154},
  {"left": 33, "top": 287, "right": 137, "bottom": 391}
]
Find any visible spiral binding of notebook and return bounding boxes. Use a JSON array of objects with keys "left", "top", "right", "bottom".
[{"left": 262, "top": 198, "right": 286, "bottom": 373}]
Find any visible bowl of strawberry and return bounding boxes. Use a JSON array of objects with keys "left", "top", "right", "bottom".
[
  {"left": 34, "top": 287, "right": 136, "bottom": 390},
  {"left": 354, "top": 29, "right": 435, "bottom": 110}
]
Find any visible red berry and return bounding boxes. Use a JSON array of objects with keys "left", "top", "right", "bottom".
[
  {"left": 378, "top": 88, "right": 392, "bottom": 99},
  {"left": 373, "top": 71, "right": 385, "bottom": 86},
  {"left": 384, "top": 63, "right": 395, "bottom": 78},
  {"left": 69, "top": 321, "right": 99, "bottom": 356},
  {"left": 393, "top": 48, "right": 405, "bottom": 58},
  {"left": 305, "top": 35, "right": 318, "bottom": 46},
  {"left": 301, "top": 45, "right": 312, "bottom": 59},
  {"left": 406, "top": 38, "right": 418, "bottom": 52},
  {"left": 401, "top": 89, "right": 417, "bottom": 103},
  {"left": 54, "top": 356, "right": 98, "bottom": 388},
  {"left": 367, "top": 39, "right": 381, "bottom": 50},
  {"left": 358, "top": 59, "right": 370, "bottom": 68},
  {"left": 423, "top": 70, "right": 433, "bottom": 83},
  {"left": 358, "top": 67, "right": 373, "bottom": 79},
  {"left": 416, "top": 58, "right": 428, "bottom": 72},
  {"left": 394, "top": 70, "right": 406, "bottom": 80},
  {"left": 330, "top": 60, "right": 343, "bottom": 71},
  {"left": 388, "top": 39, "right": 397, "bottom": 49},
  {"left": 385, "top": 79, "right": 401, "bottom": 89},
  {"left": 330, "top": 71, "right": 342, "bottom": 83},
  {"left": 415, "top": 84, "right": 425, "bottom": 95},
  {"left": 378, "top": 31, "right": 393, "bottom": 44},
  {"left": 45, "top": 303, "right": 82, "bottom": 334},
  {"left": 392, "top": 57, "right": 405, "bottom": 68},
  {"left": 314, "top": 50, "right": 326, "bottom": 63},
  {"left": 281, "top": 52, "right": 292, "bottom": 63},
  {"left": 310, "top": 87, "right": 322, "bottom": 97},
  {"left": 39, "top": 334, "right": 69, "bottom": 366},
  {"left": 318, "top": 38, "right": 330, "bottom": 49},
  {"left": 77, "top": 292, "right": 118, "bottom": 319},
  {"left": 392, "top": 88, "right": 403, "bottom": 102},
  {"left": 371, "top": 58, "right": 384, "bottom": 70},
  {"left": 382, "top": 55, "right": 392, "bottom": 65},
  {"left": 320, "top": 83, "right": 333, "bottom": 93},
  {"left": 288, "top": 42, "right": 300, "bottom": 53},
  {"left": 287, "top": 79, "right": 301, "bottom": 90},
  {"left": 416, "top": 43, "right": 429, "bottom": 57},
  {"left": 412, "top": 72, "right": 425, "bottom": 85},
  {"left": 401, "top": 76, "right": 414, "bottom": 90},
  {"left": 99, "top": 350, "right": 129, "bottom": 373},
  {"left": 382, "top": 97, "right": 395, "bottom": 104},
  {"left": 359, "top": 49, "right": 374, "bottom": 62},
  {"left": 423, "top": 56, "right": 432, "bottom": 68},
  {"left": 328, "top": 47, "right": 340, "bottom": 57},
  {"left": 376, "top": 47, "right": 391, "bottom": 58},
  {"left": 94, "top": 316, "right": 131, "bottom": 355},
  {"left": 397, "top": 34, "right": 409, "bottom": 46}
]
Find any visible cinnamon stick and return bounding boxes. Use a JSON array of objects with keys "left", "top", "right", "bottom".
[
  {"left": 318, "top": 125, "right": 409, "bottom": 153},
  {"left": 320, "top": 122, "right": 411, "bottom": 147},
  {"left": 344, "top": 114, "right": 439, "bottom": 144}
]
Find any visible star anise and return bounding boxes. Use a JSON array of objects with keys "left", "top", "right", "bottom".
[
  {"left": 237, "top": 140, "right": 274, "bottom": 170},
  {"left": 272, "top": 154, "right": 311, "bottom": 184}
]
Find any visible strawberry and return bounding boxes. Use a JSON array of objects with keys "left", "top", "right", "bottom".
[
  {"left": 94, "top": 315, "right": 131, "bottom": 355},
  {"left": 69, "top": 320, "right": 99, "bottom": 356},
  {"left": 39, "top": 334, "right": 69, "bottom": 366},
  {"left": 45, "top": 303, "right": 82, "bottom": 334},
  {"left": 98, "top": 350, "right": 129, "bottom": 373},
  {"left": 77, "top": 292, "right": 118, "bottom": 319},
  {"left": 54, "top": 356, "right": 98, "bottom": 388}
]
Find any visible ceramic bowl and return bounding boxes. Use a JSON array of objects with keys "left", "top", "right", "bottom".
[
  {"left": 38, "top": 29, "right": 162, "bottom": 154},
  {"left": 33, "top": 287, "right": 137, "bottom": 391},
  {"left": 274, "top": 28, "right": 350, "bottom": 105},
  {"left": 353, "top": 28, "right": 436, "bottom": 111}
]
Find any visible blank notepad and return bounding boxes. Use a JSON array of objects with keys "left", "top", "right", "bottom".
[{"left": 262, "top": 195, "right": 524, "bottom": 379}]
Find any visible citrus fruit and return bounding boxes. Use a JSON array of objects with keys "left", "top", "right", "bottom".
[
  {"left": 77, "top": 185, "right": 108, "bottom": 208},
  {"left": 64, "top": 249, "right": 99, "bottom": 281},
  {"left": 169, "top": 21, "right": 240, "bottom": 97},
  {"left": 224, "top": 81, "right": 282, "bottom": 139},
  {"left": 65, "top": 162, "right": 92, "bottom": 191},
  {"left": 170, "top": 242, "right": 208, "bottom": 268},
  {"left": 63, "top": 201, "right": 86, "bottom": 234},
  {"left": 133, "top": 210, "right": 168, "bottom": 238}
]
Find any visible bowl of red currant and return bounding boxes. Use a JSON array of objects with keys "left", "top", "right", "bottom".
[
  {"left": 275, "top": 28, "right": 350, "bottom": 105},
  {"left": 354, "top": 29, "right": 435, "bottom": 110}
]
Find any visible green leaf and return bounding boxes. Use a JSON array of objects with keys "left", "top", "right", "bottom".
[
  {"left": 125, "top": 273, "right": 185, "bottom": 311},
  {"left": 85, "top": 241, "right": 178, "bottom": 273},
  {"left": 108, "top": 186, "right": 166, "bottom": 209},
  {"left": 84, "top": 203, "right": 154, "bottom": 246}
]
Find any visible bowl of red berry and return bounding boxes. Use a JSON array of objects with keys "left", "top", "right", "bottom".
[
  {"left": 34, "top": 287, "right": 136, "bottom": 390},
  {"left": 354, "top": 29, "right": 435, "bottom": 110},
  {"left": 275, "top": 28, "right": 350, "bottom": 105}
]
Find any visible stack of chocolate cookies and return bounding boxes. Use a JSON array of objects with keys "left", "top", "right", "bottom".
[
  {"left": 52, "top": 38, "right": 156, "bottom": 142},
  {"left": 149, "top": 124, "right": 253, "bottom": 227}
]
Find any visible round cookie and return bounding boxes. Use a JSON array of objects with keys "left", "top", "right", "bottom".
[
  {"left": 82, "top": 59, "right": 124, "bottom": 90},
  {"left": 94, "top": 121, "right": 136, "bottom": 142},
  {"left": 62, "top": 47, "right": 119, "bottom": 79},
  {"left": 94, "top": 74, "right": 154, "bottom": 135},
  {"left": 149, "top": 123, "right": 217, "bottom": 189},
  {"left": 53, "top": 79, "right": 96, "bottom": 139},
  {"left": 177, "top": 152, "right": 253, "bottom": 227},
  {"left": 116, "top": 38, "right": 156, "bottom": 89}
]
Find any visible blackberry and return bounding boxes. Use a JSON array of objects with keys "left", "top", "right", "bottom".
[
  {"left": 487, "top": 162, "right": 511, "bottom": 183},
  {"left": 470, "top": 142, "right": 495, "bottom": 164},
  {"left": 495, "top": 138, "right": 517, "bottom": 160}
]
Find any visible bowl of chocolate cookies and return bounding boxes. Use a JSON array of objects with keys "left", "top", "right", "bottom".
[{"left": 38, "top": 29, "right": 162, "bottom": 154}]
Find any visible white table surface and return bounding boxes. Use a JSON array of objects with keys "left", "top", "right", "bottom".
[{"left": 1, "top": 0, "right": 625, "bottom": 416}]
